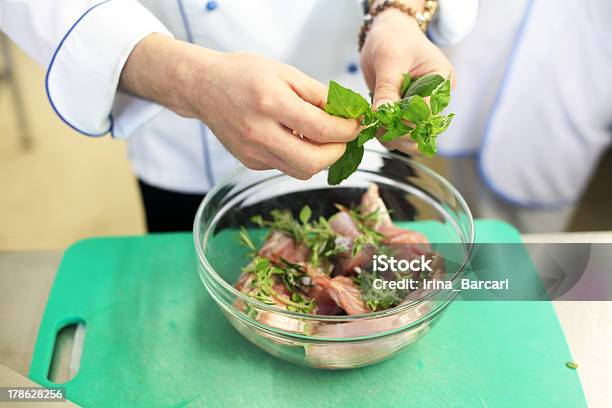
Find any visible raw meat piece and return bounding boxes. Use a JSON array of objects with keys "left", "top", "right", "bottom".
[
  {"left": 360, "top": 183, "right": 393, "bottom": 230},
  {"left": 380, "top": 224, "right": 429, "bottom": 246},
  {"left": 329, "top": 211, "right": 361, "bottom": 239},
  {"left": 303, "top": 265, "right": 342, "bottom": 315},
  {"left": 307, "top": 285, "right": 342, "bottom": 315},
  {"left": 259, "top": 230, "right": 309, "bottom": 263},
  {"left": 360, "top": 183, "right": 430, "bottom": 246},
  {"left": 235, "top": 270, "right": 254, "bottom": 292},
  {"left": 329, "top": 211, "right": 368, "bottom": 274},
  {"left": 334, "top": 251, "right": 370, "bottom": 276},
  {"left": 314, "top": 276, "right": 368, "bottom": 315}
]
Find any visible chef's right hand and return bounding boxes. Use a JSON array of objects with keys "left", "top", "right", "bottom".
[{"left": 120, "top": 34, "right": 359, "bottom": 180}]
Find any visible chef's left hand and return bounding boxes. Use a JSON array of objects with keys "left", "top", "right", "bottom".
[{"left": 360, "top": 6, "right": 455, "bottom": 155}]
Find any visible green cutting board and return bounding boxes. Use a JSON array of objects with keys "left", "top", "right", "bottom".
[{"left": 30, "top": 220, "right": 585, "bottom": 408}]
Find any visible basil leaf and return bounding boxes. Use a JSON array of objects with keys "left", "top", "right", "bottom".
[
  {"left": 404, "top": 74, "right": 445, "bottom": 98},
  {"left": 430, "top": 113, "right": 455, "bottom": 135},
  {"left": 362, "top": 109, "right": 377, "bottom": 126},
  {"left": 380, "top": 122, "right": 412, "bottom": 142},
  {"left": 431, "top": 79, "right": 451, "bottom": 115},
  {"left": 327, "top": 139, "right": 364, "bottom": 185},
  {"left": 400, "top": 73, "right": 412, "bottom": 98},
  {"left": 565, "top": 361, "right": 578, "bottom": 370},
  {"left": 401, "top": 95, "right": 430, "bottom": 124},
  {"left": 410, "top": 123, "right": 437, "bottom": 156},
  {"left": 357, "top": 110, "right": 378, "bottom": 147},
  {"left": 299, "top": 205, "right": 311, "bottom": 225},
  {"left": 374, "top": 103, "right": 402, "bottom": 127},
  {"left": 357, "top": 126, "right": 377, "bottom": 147},
  {"left": 324, "top": 75, "right": 454, "bottom": 184},
  {"left": 325, "top": 81, "right": 369, "bottom": 119}
]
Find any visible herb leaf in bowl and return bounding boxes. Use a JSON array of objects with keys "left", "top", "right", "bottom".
[{"left": 235, "top": 183, "right": 443, "bottom": 317}]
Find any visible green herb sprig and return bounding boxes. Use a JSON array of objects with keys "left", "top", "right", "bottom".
[
  {"left": 324, "top": 73, "right": 455, "bottom": 185},
  {"left": 354, "top": 269, "right": 408, "bottom": 312},
  {"left": 565, "top": 361, "right": 578, "bottom": 370},
  {"left": 239, "top": 204, "right": 436, "bottom": 314},
  {"left": 250, "top": 206, "right": 344, "bottom": 268},
  {"left": 335, "top": 205, "right": 385, "bottom": 256},
  {"left": 240, "top": 254, "right": 315, "bottom": 313}
]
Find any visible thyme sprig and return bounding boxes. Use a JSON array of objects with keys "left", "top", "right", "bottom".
[
  {"left": 240, "top": 255, "right": 315, "bottom": 313},
  {"left": 251, "top": 206, "right": 344, "bottom": 267}
]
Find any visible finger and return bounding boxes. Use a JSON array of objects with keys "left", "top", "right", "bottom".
[
  {"left": 275, "top": 93, "right": 360, "bottom": 143},
  {"left": 252, "top": 145, "right": 312, "bottom": 180},
  {"left": 267, "top": 151, "right": 312, "bottom": 180},
  {"left": 281, "top": 68, "right": 360, "bottom": 142},
  {"left": 232, "top": 149, "right": 273, "bottom": 171},
  {"left": 243, "top": 161, "right": 272, "bottom": 171},
  {"left": 284, "top": 67, "right": 328, "bottom": 108},
  {"left": 373, "top": 63, "right": 403, "bottom": 110},
  {"left": 437, "top": 65, "right": 457, "bottom": 89},
  {"left": 424, "top": 65, "right": 457, "bottom": 89},
  {"left": 449, "top": 68, "right": 457, "bottom": 89},
  {"left": 262, "top": 123, "right": 347, "bottom": 176},
  {"left": 234, "top": 144, "right": 313, "bottom": 179}
]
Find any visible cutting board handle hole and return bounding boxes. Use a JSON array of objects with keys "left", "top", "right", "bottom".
[{"left": 48, "top": 321, "right": 86, "bottom": 384}]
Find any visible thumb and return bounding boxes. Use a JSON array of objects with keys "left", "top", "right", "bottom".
[{"left": 373, "top": 66, "right": 403, "bottom": 110}]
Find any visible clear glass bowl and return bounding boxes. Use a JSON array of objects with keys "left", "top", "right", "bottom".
[{"left": 194, "top": 149, "right": 474, "bottom": 369}]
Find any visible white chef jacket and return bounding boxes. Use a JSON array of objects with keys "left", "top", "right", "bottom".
[
  {"left": 439, "top": 0, "right": 612, "bottom": 208},
  {"left": 0, "top": 0, "right": 478, "bottom": 194}
]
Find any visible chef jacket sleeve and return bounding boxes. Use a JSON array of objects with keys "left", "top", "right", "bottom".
[
  {"left": 428, "top": 0, "right": 479, "bottom": 48},
  {"left": 0, "top": 0, "right": 173, "bottom": 138}
]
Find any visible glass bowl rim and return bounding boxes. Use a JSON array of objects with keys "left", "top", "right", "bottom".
[{"left": 193, "top": 149, "right": 475, "bottom": 322}]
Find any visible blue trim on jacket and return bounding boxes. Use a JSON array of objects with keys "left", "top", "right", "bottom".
[
  {"left": 177, "top": 0, "right": 194, "bottom": 42},
  {"left": 177, "top": 0, "right": 216, "bottom": 186},
  {"left": 476, "top": 0, "right": 573, "bottom": 210},
  {"left": 45, "top": 0, "right": 115, "bottom": 137},
  {"left": 199, "top": 126, "right": 216, "bottom": 187}
]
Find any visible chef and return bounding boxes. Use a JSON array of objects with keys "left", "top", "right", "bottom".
[
  {"left": 0, "top": 0, "right": 478, "bottom": 231},
  {"left": 439, "top": 0, "right": 612, "bottom": 233}
]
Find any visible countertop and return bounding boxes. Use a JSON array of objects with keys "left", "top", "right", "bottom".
[{"left": 0, "top": 233, "right": 610, "bottom": 407}]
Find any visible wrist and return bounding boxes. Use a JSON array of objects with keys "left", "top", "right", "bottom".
[
  {"left": 359, "top": 0, "right": 430, "bottom": 51},
  {"left": 371, "top": 7, "right": 422, "bottom": 32},
  {"left": 120, "top": 34, "right": 223, "bottom": 119},
  {"left": 170, "top": 43, "right": 225, "bottom": 120}
]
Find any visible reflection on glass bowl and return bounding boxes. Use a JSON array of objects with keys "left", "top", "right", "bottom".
[{"left": 194, "top": 150, "right": 474, "bottom": 369}]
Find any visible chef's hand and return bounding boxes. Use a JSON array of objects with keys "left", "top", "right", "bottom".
[
  {"left": 360, "top": 5, "right": 455, "bottom": 155},
  {"left": 120, "top": 35, "right": 359, "bottom": 180}
]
